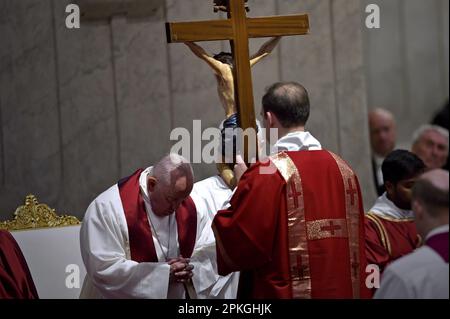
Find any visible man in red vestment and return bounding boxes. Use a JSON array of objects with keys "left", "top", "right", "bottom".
[
  {"left": 365, "top": 150, "right": 425, "bottom": 273},
  {"left": 0, "top": 230, "right": 39, "bottom": 299},
  {"left": 212, "top": 82, "right": 371, "bottom": 299}
]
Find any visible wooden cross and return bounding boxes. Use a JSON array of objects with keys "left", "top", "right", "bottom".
[
  {"left": 346, "top": 178, "right": 358, "bottom": 206},
  {"left": 166, "top": 0, "right": 309, "bottom": 162}
]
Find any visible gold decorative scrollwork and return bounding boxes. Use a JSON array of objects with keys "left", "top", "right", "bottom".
[{"left": 0, "top": 195, "right": 80, "bottom": 231}]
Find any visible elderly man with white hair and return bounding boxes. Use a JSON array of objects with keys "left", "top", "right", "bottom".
[
  {"left": 80, "top": 154, "right": 217, "bottom": 299},
  {"left": 411, "top": 125, "right": 449, "bottom": 170}
]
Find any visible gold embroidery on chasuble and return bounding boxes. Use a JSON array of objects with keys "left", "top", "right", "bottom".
[
  {"left": 270, "top": 152, "right": 310, "bottom": 299},
  {"left": 366, "top": 212, "right": 393, "bottom": 256},
  {"left": 306, "top": 219, "right": 348, "bottom": 240},
  {"left": 328, "top": 152, "right": 361, "bottom": 298}
]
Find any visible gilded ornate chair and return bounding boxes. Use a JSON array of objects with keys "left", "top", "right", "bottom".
[{"left": 0, "top": 195, "right": 86, "bottom": 299}]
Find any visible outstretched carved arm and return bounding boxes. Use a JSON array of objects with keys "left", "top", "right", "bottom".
[
  {"left": 184, "top": 42, "right": 228, "bottom": 75},
  {"left": 250, "top": 36, "right": 282, "bottom": 67}
]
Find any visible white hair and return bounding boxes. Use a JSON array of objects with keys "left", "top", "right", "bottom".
[
  {"left": 412, "top": 125, "right": 449, "bottom": 147},
  {"left": 153, "top": 153, "right": 194, "bottom": 187}
]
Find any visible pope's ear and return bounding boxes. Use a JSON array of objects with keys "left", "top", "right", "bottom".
[{"left": 147, "top": 176, "right": 157, "bottom": 192}]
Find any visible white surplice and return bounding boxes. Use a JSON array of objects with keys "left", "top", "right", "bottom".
[
  {"left": 189, "top": 175, "right": 240, "bottom": 298},
  {"left": 368, "top": 192, "right": 415, "bottom": 220}
]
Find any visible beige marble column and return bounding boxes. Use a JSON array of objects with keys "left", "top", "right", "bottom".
[
  {"left": 53, "top": 0, "right": 119, "bottom": 216},
  {"left": 331, "top": 0, "right": 376, "bottom": 208},
  {"left": 0, "top": 0, "right": 62, "bottom": 219}
]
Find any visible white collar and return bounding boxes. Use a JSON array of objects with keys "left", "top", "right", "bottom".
[
  {"left": 425, "top": 224, "right": 449, "bottom": 241},
  {"left": 373, "top": 153, "right": 385, "bottom": 166},
  {"left": 369, "top": 193, "right": 415, "bottom": 220},
  {"left": 271, "top": 131, "right": 322, "bottom": 154}
]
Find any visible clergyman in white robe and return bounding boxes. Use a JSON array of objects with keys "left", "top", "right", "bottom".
[
  {"left": 189, "top": 175, "right": 240, "bottom": 298},
  {"left": 79, "top": 166, "right": 223, "bottom": 299}
]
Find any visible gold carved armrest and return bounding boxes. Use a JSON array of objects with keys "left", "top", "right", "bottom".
[{"left": 0, "top": 195, "right": 81, "bottom": 231}]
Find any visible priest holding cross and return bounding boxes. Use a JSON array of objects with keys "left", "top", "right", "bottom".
[
  {"left": 211, "top": 81, "right": 372, "bottom": 299},
  {"left": 167, "top": 0, "right": 371, "bottom": 299}
]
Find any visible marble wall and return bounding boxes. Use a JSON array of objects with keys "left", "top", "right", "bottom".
[
  {"left": 2, "top": 0, "right": 444, "bottom": 220},
  {"left": 362, "top": 0, "right": 449, "bottom": 148},
  {"left": 0, "top": 0, "right": 62, "bottom": 217}
]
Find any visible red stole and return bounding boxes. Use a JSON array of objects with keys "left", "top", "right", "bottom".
[{"left": 118, "top": 169, "right": 197, "bottom": 262}]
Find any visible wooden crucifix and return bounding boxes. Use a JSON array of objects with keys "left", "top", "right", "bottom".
[{"left": 166, "top": 0, "right": 309, "bottom": 162}]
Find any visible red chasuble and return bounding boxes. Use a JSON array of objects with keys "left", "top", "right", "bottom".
[
  {"left": 117, "top": 169, "right": 197, "bottom": 262},
  {"left": 0, "top": 230, "right": 39, "bottom": 299},
  {"left": 365, "top": 213, "right": 420, "bottom": 272},
  {"left": 212, "top": 151, "right": 371, "bottom": 299}
]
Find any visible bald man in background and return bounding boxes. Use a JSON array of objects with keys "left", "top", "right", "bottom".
[
  {"left": 375, "top": 169, "right": 449, "bottom": 299},
  {"left": 369, "top": 108, "right": 397, "bottom": 195}
]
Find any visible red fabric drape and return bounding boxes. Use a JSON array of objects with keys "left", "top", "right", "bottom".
[{"left": 0, "top": 230, "right": 39, "bottom": 299}]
